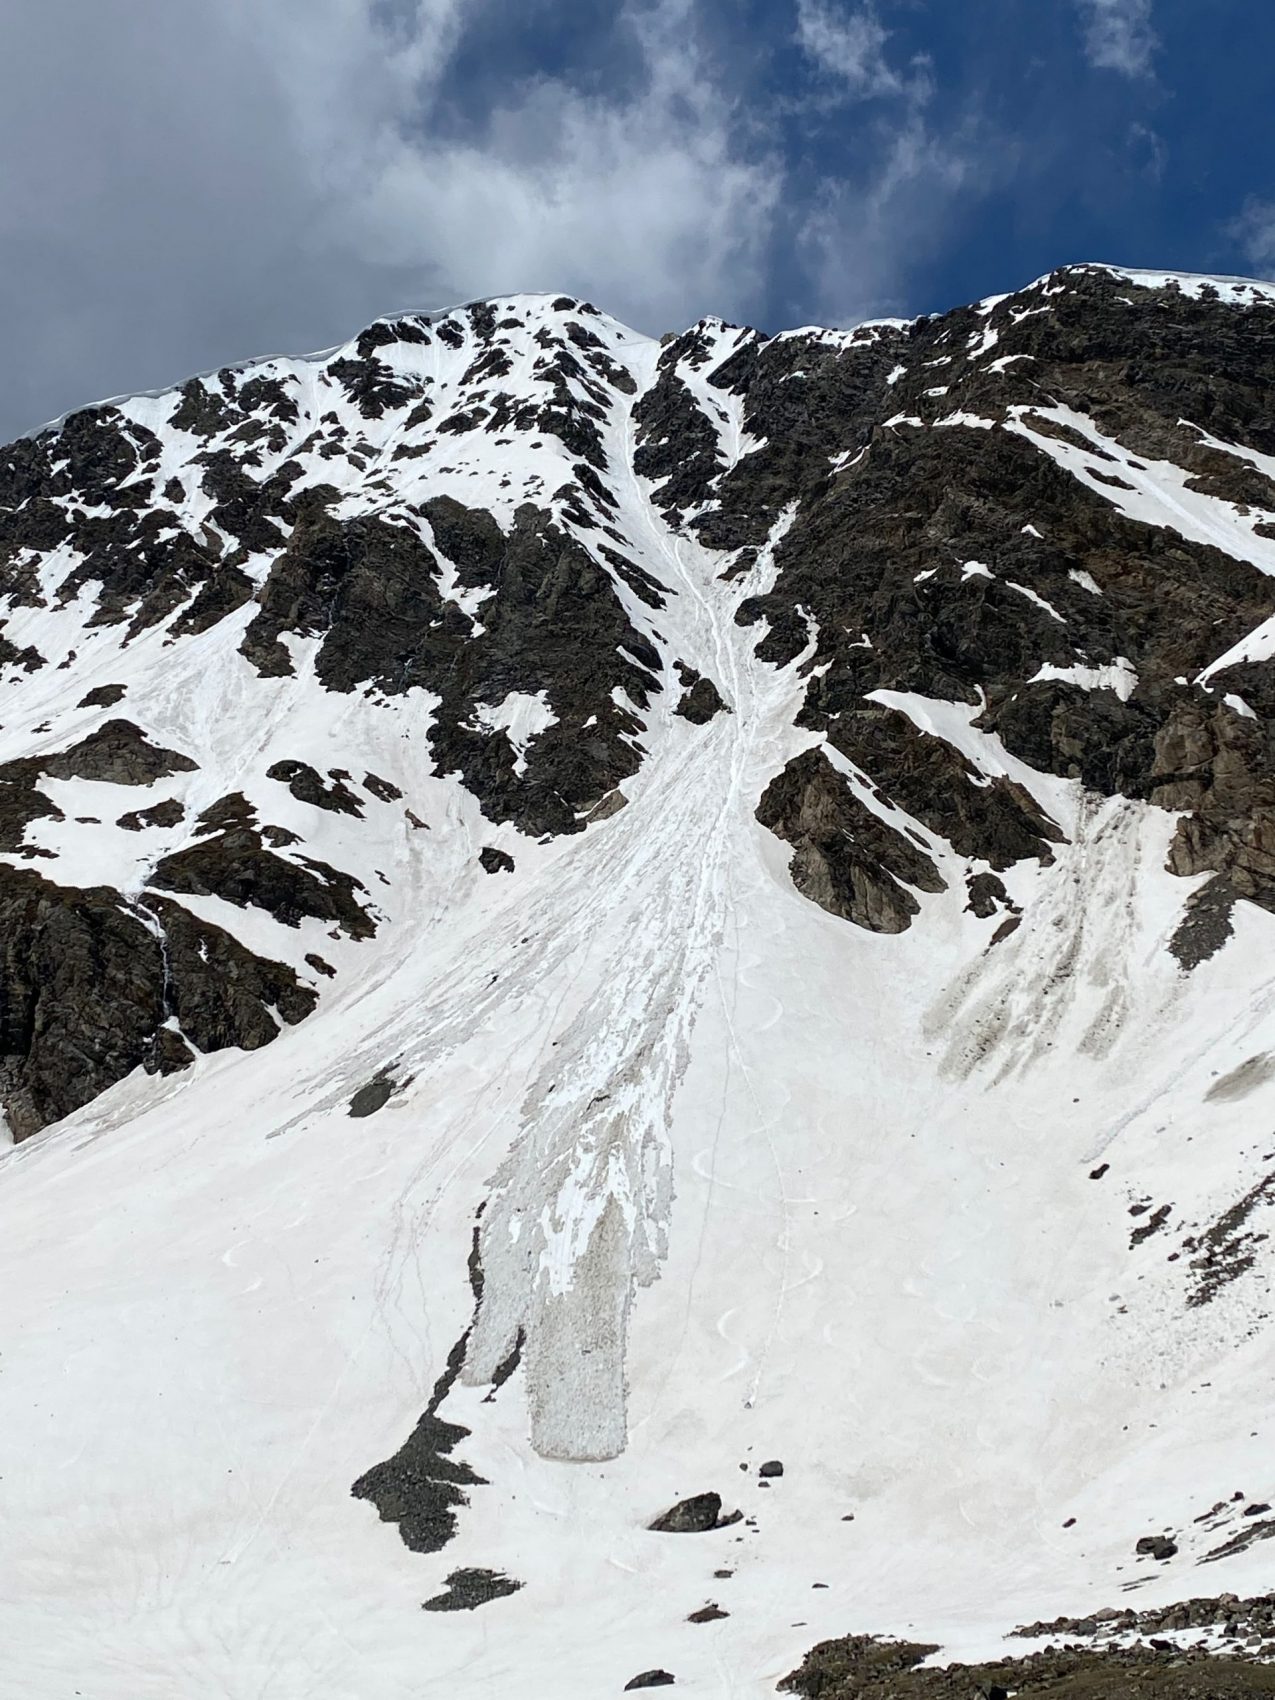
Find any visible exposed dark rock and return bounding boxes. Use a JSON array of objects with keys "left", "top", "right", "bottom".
[
  {"left": 826, "top": 706, "right": 1061, "bottom": 872},
  {"left": 530, "top": 346, "right": 610, "bottom": 469},
  {"left": 239, "top": 498, "right": 659, "bottom": 835},
  {"left": 1014, "top": 1589, "right": 1275, "bottom": 1642},
  {"left": 145, "top": 895, "right": 317, "bottom": 1052},
  {"left": 0, "top": 868, "right": 165, "bottom": 1138},
  {"left": 0, "top": 771, "right": 63, "bottom": 853},
  {"left": 707, "top": 326, "right": 903, "bottom": 554},
  {"left": 673, "top": 667, "right": 730, "bottom": 724},
  {"left": 363, "top": 771, "right": 403, "bottom": 802},
  {"left": 171, "top": 378, "right": 235, "bottom": 438},
  {"left": 76, "top": 683, "right": 126, "bottom": 708},
  {"left": 756, "top": 747, "right": 945, "bottom": 933},
  {"left": 265, "top": 759, "right": 364, "bottom": 816},
  {"left": 326, "top": 355, "right": 419, "bottom": 420},
  {"left": 0, "top": 719, "right": 198, "bottom": 788},
  {"left": 624, "top": 1672, "right": 676, "bottom": 1691},
  {"left": 353, "top": 1216, "right": 489, "bottom": 1554},
  {"left": 634, "top": 337, "right": 725, "bottom": 521},
  {"left": 965, "top": 871, "right": 1017, "bottom": 919},
  {"left": 782, "top": 1630, "right": 1275, "bottom": 1700},
  {"left": 419, "top": 495, "right": 502, "bottom": 589},
  {"left": 688, "top": 1604, "right": 729, "bottom": 1622},
  {"left": 759, "top": 1459, "right": 784, "bottom": 1478},
  {"left": 479, "top": 847, "right": 515, "bottom": 874},
  {"left": 195, "top": 449, "right": 291, "bottom": 553},
  {"left": 1202, "top": 1517, "right": 1275, "bottom": 1564},
  {"left": 1135, "top": 1534, "right": 1179, "bottom": 1560},
  {"left": 145, "top": 1028, "right": 195, "bottom": 1075},
  {"left": 421, "top": 1569, "right": 522, "bottom": 1612},
  {"left": 354, "top": 316, "right": 430, "bottom": 359},
  {"left": 780, "top": 1634, "right": 939, "bottom": 1699},
  {"left": 704, "top": 271, "right": 1275, "bottom": 944},
  {"left": 7, "top": 266, "right": 1275, "bottom": 1172},
  {"left": 116, "top": 798, "right": 185, "bottom": 831},
  {"left": 149, "top": 823, "right": 375, "bottom": 939},
  {"left": 239, "top": 510, "right": 445, "bottom": 681},
  {"left": 349, "top": 1076, "right": 395, "bottom": 1117},
  {"left": 0, "top": 635, "right": 45, "bottom": 674},
  {"left": 1130, "top": 1203, "right": 1172, "bottom": 1246},
  {"left": 1170, "top": 876, "right": 1239, "bottom": 969},
  {"left": 193, "top": 791, "right": 255, "bottom": 834},
  {"left": 1181, "top": 1171, "right": 1275, "bottom": 1307},
  {"left": 0, "top": 869, "right": 315, "bottom": 1140},
  {"left": 649, "top": 1492, "right": 740, "bottom": 1533},
  {"left": 599, "top": 544, "right": 667, "bottom": 608}
]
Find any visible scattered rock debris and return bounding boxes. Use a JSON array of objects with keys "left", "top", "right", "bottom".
[
  {"left": 1014, "top": 1589, "right": 1275, "bottom": 1648},
  {"left": 783, "top": 1629, "right": 1275, "bottom": 1700},
  {"left": 1181, "top": 1173, "right": 1275, "bottom": 1307}
]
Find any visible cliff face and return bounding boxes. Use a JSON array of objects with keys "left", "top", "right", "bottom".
[{"left": 3, "top": 267, "right": 1275, "bottom": 1695}]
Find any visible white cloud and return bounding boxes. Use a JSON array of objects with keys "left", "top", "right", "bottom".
[
  {"left": 370, "top": 1, "right": 779, "bottom": 327},
  {"left": 1073, "top": 0, "right": 1158, "bottom": 77},
  {"left": 1228, "top": 199, "right": 1275, "bottom": 276},
  {"left": 795, "top": 0, "right": 930, "bottom": 103},
  {"left": 0, "top": 0, "right": 783, "bottom": 436},
  {"left": 209, "top": 0, "right": 783, "bottom": 333}
]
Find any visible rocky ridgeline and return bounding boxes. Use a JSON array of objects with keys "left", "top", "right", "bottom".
[
  {"left": 1015, "top": 1591, "right": 1275, "bottom": 1652},
  {"left": 3, "top": 268, "right": 1275, "bottom": 1139},
  {"left": 782, "top": 1629, "right": 1275, "bottom": 1700}
]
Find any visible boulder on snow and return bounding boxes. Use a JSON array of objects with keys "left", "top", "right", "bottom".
[
  {"left": 648, "top": 1492, "right": 740, "bottom": 1533},
  {"left": 349, "top": 1075, "right": 396, "bottom": 1117}
]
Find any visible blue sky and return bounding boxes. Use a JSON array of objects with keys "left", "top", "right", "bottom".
[{"left": 2, "top": 0, "right": 1273, "bottom": 437}]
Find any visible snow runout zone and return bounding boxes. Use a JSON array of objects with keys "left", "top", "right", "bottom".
[{"left": 2, "top": 269, "right": 1275, "bottom": 1696}]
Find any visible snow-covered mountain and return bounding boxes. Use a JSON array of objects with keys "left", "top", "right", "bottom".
[{"left": 3, "top": 264, "right": 1275, "bottom": 1697}]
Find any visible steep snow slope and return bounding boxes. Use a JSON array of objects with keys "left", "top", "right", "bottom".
[{"left": 2, "top": 268, "right": 1275, "bottom": 1697}]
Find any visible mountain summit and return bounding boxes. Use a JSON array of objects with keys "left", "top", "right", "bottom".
[{"left": 3, "top": 266, "right": 1275, "bottom": 1695}]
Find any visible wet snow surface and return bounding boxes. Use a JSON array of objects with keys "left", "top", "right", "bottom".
[{"left": 2, "top": 271, "right": 1275, "bottom": 1696}]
